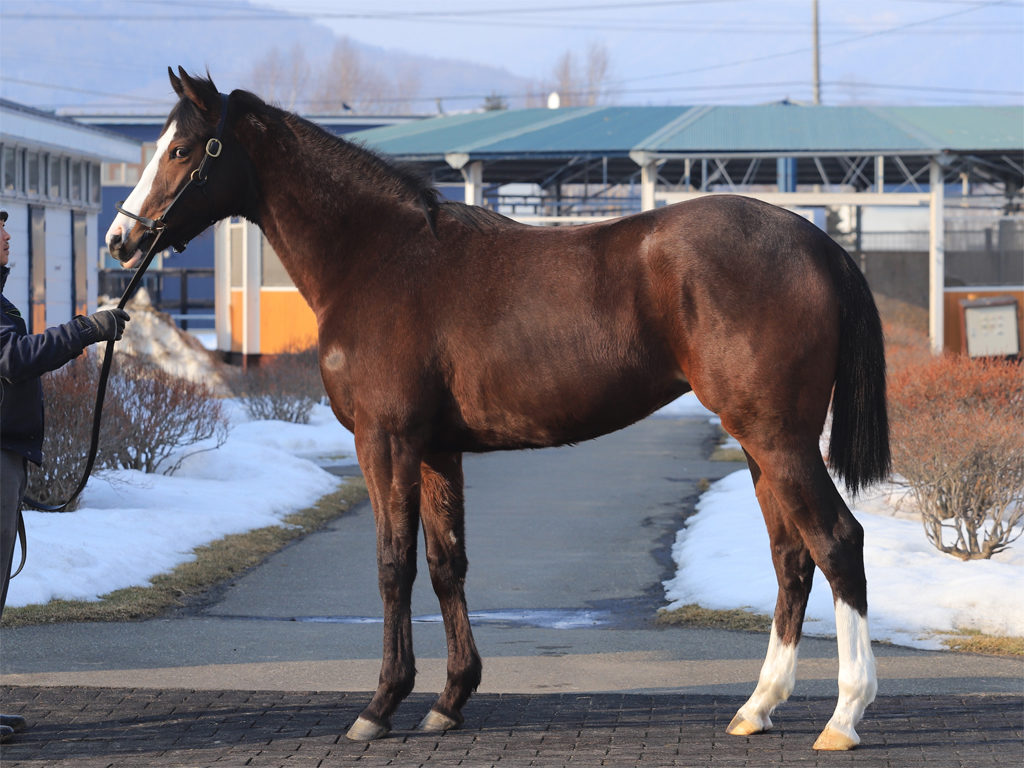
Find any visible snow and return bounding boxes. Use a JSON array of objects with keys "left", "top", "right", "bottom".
[
  {"left": 8, "top": 362, "right": 1022, "bottom": 650},
  {"left": 662, "top": 394, "right": 1024, "bottom": 650},
  {"left": 101, "top": 289, "right": 232, "bottom": 394},
  {"left": 6, "top": 402, "right": 356, "bottom": 608}
]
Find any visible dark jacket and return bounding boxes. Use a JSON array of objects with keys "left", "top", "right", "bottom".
[{"left": 1, "top": 265, "right": 89, "bottom": 465}]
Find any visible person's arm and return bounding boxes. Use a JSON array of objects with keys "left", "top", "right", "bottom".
[{"left": 0, "top": 309, "right": 129, "bottom": 384}]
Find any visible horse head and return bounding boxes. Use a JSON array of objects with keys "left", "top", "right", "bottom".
[{"left": 105, "top": 67, "right": 250, "bottom": 267}]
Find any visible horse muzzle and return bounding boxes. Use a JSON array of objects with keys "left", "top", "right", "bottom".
[{"left": 108, "top": 226, "right": 157, "bottom": 269}]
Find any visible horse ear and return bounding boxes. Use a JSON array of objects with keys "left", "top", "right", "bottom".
[
  {"left": 176, "top": 67, "right": 220, "bottom": 115},
  {"left": 169, "top": 66, "right": 184, "bottom": 98}
]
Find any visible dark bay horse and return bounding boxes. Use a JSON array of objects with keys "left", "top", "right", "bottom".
[{"left": 107, "top": 68, "right": 890, "bottom": 751}]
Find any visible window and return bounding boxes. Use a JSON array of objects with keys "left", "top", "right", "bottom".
[
  {"left": 90, "top": 163, "right": 101, "bottom": 204},
  {"left": 48, "top": 155, "right": 65, "bottom": 198},
  {"left": 3, "top": 145, "right": 104, "bottom": 207},
  {"left": 261, "top": 235, "right": 295, "bottom": 287},
  {"left": 70, "top": 161, "right": 84, "bottom": 201},
  {"left": 2, "top": 146, "right": 17, "bottom": 193},
  {"left": 26, "top": 152, "right": 40, "bottom": 196}
]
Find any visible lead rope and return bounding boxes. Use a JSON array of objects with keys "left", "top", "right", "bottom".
[
  {"left": 11, "top": 236, "right": 164, "bottom": 577},
  {"left": 12, "top": 91, "right": 230, "bottom": 579}
]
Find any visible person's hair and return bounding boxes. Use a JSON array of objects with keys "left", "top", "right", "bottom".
[{"left": 0, "top": 210, "right": 7, "bottom": 223}]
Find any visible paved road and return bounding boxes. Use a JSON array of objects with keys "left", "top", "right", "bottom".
[{"left": 1, "top": 414, "right": 1022, "bottom": 765}]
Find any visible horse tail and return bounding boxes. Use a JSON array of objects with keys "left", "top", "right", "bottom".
[{"left": 827, "top": 245, "right": 891, "bottom": 494}]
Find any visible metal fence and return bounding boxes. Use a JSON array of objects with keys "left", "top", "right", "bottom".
[
  {"left": 842, "top": 218, "right": 1024, "bottom": 306},
  {"left": 98, "top": 267, "right": 215, "bottom": 330}
]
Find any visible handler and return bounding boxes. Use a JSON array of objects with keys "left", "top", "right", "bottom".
[{"left": 0, "top": 209, "right": 131, "bottom": 742}]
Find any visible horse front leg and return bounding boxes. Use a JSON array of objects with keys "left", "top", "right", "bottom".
[
  {"left": 346, "top": 428, "right": 423, "bottom": 742},
  {"left": 417, "top": 451, "right": 482, "bottom": 732}
]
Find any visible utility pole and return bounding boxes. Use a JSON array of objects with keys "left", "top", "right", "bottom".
[{"left": 812, "top": 0, "right": 821, "bottom": 104}]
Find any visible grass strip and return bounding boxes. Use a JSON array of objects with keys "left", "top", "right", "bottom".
[
  {"left": 656, "top": 603, "right": 772, "bottom": 633},
  {"left": 658, "top": 606, "right": 1022, "bottom": 657},
  {"left": 938, "top": 630, "right": 1024, "bottom": 657},
  {"left": 1, "top": 479, "right": 367, "bottom": 628}
]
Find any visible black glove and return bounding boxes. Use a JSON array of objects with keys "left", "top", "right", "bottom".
[{"left": 74, "top": 308, "right": 131, "bottom": 344}]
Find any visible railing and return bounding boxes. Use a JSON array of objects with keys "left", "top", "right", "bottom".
[
  {"left": 98, "top": 267, "right": 215, "bottom": 330},
  {"left": 490, "top": 192, "right": 641, "bottom": 221}
]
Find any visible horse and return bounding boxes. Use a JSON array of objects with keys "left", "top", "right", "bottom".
[{"left": 106, "top": 68, "right": 890, "bottom": 751}]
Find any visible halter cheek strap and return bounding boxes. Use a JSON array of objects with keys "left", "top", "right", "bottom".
[{"left": 115, "top": 92, "right": 230, "bottom": 254}]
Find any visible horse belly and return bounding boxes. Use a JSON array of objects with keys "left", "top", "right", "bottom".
[{"left": 444, "top": 338, "right": 687, "bottom": 451}]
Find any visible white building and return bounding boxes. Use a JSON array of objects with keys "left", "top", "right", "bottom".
[{"left": 1, "top": 99, "right": 139, "bottom": 330}]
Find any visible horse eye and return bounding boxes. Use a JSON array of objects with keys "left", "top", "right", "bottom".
[{"left": 171, "top": 146, "right": 189, "bottom": 159}]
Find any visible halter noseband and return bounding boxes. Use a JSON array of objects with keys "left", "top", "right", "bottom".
[{"left": 115, "top": 92, "right": 230, "bottom": 255}]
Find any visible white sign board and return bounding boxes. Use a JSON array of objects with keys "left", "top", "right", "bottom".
[{"left": 963, "top": 300, "right": 1020, "bottom": 358}]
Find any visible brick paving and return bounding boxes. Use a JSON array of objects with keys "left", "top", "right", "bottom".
[{"left": 0, "top": 686, "right": 1020, "bottom": 767}]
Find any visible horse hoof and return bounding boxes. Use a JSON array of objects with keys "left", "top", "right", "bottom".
[
  {"left": 418, "top": 710, "right": 461, "bottom": 733},
  {"left": 346, "top": 716, "right": 390, "bottom": 742},
  {"left": 812, "top": 725, "right": 859, "bottom": 751},
  {"left": 726, "top": 713, "right": 766, "bottom": 736}
]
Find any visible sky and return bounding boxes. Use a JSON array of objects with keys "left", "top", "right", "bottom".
[
  {"left": 259, "top": 0, "right": 1024, "bottom": 106},
  {"left": 7, "top": 392, "right": 1023, "bottom": 651},
  {"left": 1, "top": 0, "right": 1022, "bottom": 111}
]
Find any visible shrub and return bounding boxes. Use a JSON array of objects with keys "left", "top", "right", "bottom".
[
  {"left": 233, "top": 345, "right": 324, "bottom": 424},
  {"left": 25, "top": 353, "right": 229, "bottom": 510},
  {"left": 889, "top": 353, "right": 1024, "bottom": 560},
  {"left": 102, "top": 355, "right": 229, "bottom": 475},
  {"left": 25, "top": 352, "right": 103, "bottom": 511}
]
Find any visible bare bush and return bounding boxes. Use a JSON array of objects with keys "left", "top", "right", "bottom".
[
  {"left": 233, "top": 345, "right": 324, "bottom": 424},
  {"left": 889, "top": 353, "right": 1024, "bottom": 560},
  {"left": 26, "top": 351, "right": 228, "bottom": 508},
  {"left": 25, "top": 352, "right": 103, "bottom": 511},
  {"left": 102, "top": 355, "right": 229, "bottom": 475}
]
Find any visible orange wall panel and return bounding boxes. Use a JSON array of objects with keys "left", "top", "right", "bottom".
[{"left": 259, "top": 289, "right": 318, "bottom": 354}]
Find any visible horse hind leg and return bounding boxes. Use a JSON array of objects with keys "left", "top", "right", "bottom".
[
  {"left": 728, "top": 452, "right": 815, "bottom": 737},
  {"left": 417, "top": 452, "right": 482, "bottom": 732},
  {"left": 750, "top": 447, "right": 876, "bottom": 750}
]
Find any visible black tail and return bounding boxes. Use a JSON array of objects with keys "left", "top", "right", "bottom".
[{"left": 828, "top": 247, "right": 891, "bottom": 494}]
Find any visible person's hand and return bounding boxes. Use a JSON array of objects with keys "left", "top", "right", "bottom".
[{"left": 75, "top": 308, "right": 131, "bottom": 344}]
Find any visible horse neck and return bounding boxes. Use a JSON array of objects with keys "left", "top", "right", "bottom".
[{"left": 241, "top": 117, "right": 432, "bottom": 313}]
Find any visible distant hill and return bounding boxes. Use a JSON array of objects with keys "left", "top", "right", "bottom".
[{"left": 0, "top": 0, "right": 533, "bottom": 115}]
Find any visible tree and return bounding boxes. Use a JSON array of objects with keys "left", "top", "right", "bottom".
[
  {"left": 544, "top": 42, "right": 613, "bottom": 107},
  {"left": 313, "top": 37, "right": 363, "bottom": 113},
  {"left": 247, "top": 43, "right": 311, "bottom": 110},
  {"left": 312, "top": 37, "right": 422, "bottom": 114}
]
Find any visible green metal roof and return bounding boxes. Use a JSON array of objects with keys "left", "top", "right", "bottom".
[{"left": 351, "top": 104, "right": 1024, "bottom": 160}]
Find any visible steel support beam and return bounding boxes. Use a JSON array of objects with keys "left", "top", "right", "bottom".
[{"left": 929, "top": 158, "right": 946, "bottom": 355}]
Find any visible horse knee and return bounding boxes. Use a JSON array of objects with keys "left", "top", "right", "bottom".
[
  {"left": 428, "top": 547, "right": 467, "bottom": 584},
  {"left": 377, "top": 551, "right": 417, "bottom": 602}
]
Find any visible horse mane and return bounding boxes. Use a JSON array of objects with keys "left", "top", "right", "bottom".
[
  {"left": 281, "top": 107, "right": 444, "bottom": 236},
  {"left": 174, "top": 75, "right": 522, "bottom": 237},
  {"left": 169, "top": 77, "right": 438, "bottom": 235},
  {"left": 439, "top": 201, "right": 519, "bottom": 232}
]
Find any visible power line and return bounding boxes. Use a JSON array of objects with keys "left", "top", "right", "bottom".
[
  {"left": 605, "top": 0, "right": 1019, "bottom": 89},
  {"left": 0, "top": 0, "right": 743, "bottom": 21},
  {"left": 0, "top": 76, "right": 170, "bottom": 104}
]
